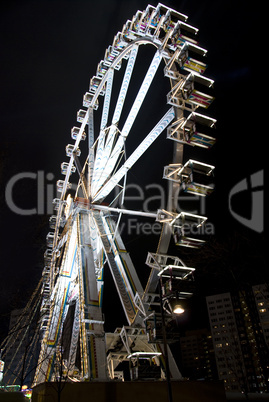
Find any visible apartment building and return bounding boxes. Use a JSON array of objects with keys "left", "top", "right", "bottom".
[
  {"left": 180, "top": 328, "right": 217, "bottom": 380},
  {"left": 206, "top": 288, "right": 269, "bottom": 393}
]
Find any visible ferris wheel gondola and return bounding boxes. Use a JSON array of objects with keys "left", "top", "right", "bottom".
[{"left": 33, "top": 3, "right": 216, "bottom": 385}]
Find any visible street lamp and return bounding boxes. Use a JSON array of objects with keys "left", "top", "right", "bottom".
[
  {"left": 158, "top": 267, "right": 193, "bottom": 402},
  {"left": 169, "top": 296, "right": 186, "bottom": 315},
  {"left": 172, "top": 303, "right": 185, "bottom": 315},
  {"left": 159, "top": 288, "right": 187, "bottom": 402}
]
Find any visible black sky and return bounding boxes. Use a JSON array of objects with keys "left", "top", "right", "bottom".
[{"left": 0, "top": 0, "right": 265, "bottom": 337}]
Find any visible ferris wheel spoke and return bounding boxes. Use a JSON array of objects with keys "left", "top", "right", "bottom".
[
  {"left": 92, "top": 210, "right": 144, "bottom": 324},
  {"left": 91, "top": 46, "right": 139, "bottom": 195},
  {"left": 91, "top": 70, "right": 114, "bottom": 194},
  {"left": 88, "top": 108, "right": 95, "bottom": 188},
  {"left": 88, "top": 213, "right": 105, "bottom": 303},
  {"left": 121, "top": 49, "right": 162, "bottom": 136},
  {"left": 92, "top": 106, "right": 175, "bottom": 203},
  {"left": 91, "top": 48, "right": 163, "bottom": 199},
  {"left": 112, "top": 44, "right": 138, "bottom": 125},
  {"left": 100, "top": 69, "right": 114, "bottom": 130}
]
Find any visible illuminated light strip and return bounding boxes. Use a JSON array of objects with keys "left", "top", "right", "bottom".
[
  {"left": 78, "top": 214, "right": 101, "bottom": 310},
  {"left": 112, "top": 45, "right": 138, "bottom": 124},
  {"left": 93, "top": 107, "right": 175, "bottom": 202},
  {"left": 94, "top": 204, "right": 157, "bottom": 219},
  {"left": 99, "top": 215, "right": 137, "bottom": 320},
  {"left": 89, "top": 215, "right": 101, "bottom": 257},
  {"left": 89, "top": 214, "right": 98, "bottom": 254},
  {"left": 186, "top": 111, "right": 216, "bottom": 125},
  {"left": 120, "top": 50, "right": 160, "bottom": 139},
  {"left": 92, "top": 70, "right": 114, "bottom": 194},
  {"left": 100, "top": 69, "right": 114, "bottom": 130},
  {"left": 158, "top": 265, "right": 195, "bottom": 277},
  {"left": 182, "top": 158, "right": 215, "bottom": 171},
  {"left": 88, "top": 213, "right": 104, "bottom": 283},
  {"left": 127, "top": 351, "right": 162, "bottom": 358},
  {"left": 47, "top": 284, "right": 70, "bottom": 346},
  {"left": 103, "top": 219, "right": 137, "bottom": 314},
  {"left": 88, "top": 107, "right": 95, "bottom": 147},
  {"left": 91, "top": 45, "right": 138, "bottom": 194},
  {"left": 91, "top": 126, "right": 105, "bottom": 195},
  {"left": 92, "top": 49, "right": 163, "bottom": 200},
  {"left": 90, "top": 125, "right": 117, "bottom": 195},
  {"left": 61, "top": 245, "right": 77, "bottom": 277},
  {"left": 88, "top": 108, "right": 95, "bottom": 186}
]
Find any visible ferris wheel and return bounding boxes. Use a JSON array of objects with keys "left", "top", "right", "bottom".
[{"left": 33, "top": 3, "right": 216, "bottom": 385}]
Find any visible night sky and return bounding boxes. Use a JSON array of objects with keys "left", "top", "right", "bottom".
[{"left": 0, "top": 0, "right": 264, "bottom": 339}]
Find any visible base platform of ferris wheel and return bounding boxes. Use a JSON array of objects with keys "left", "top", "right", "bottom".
[{"left": 32, "top": 380, "right": 226, "bottom": 402}]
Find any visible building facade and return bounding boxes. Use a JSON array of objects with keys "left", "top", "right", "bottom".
[
  {"left": 180, "top": 328, "right": 217, "bottom": 380},
  {"left": 253, "top": 284, "right": 269, "bottom": 348},
  {"left": 206, "top": 287, "right": 269, "bottom": 393}
]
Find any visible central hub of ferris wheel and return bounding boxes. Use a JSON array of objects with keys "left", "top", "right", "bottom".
[{"left": 32, "top": 3, "right": 216, "bottom": 386}]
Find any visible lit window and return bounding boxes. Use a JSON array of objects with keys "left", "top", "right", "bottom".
[{"left": 260, "top": 309, "right": 267, "bottom": 313}]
